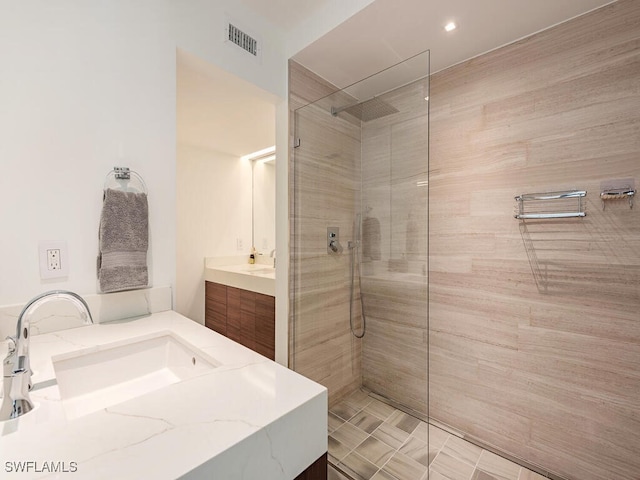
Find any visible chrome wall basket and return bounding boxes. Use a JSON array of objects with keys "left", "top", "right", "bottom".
[
  {"left": 514, "top": 190, "right": 586, "bottom": 219},
  {"left": 600, "top": 180, "right": 635, "bottom": 210}
]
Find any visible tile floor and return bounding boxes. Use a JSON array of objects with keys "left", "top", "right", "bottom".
[{"left": 328, "top": 389, "right": 548, "bottom": 480}]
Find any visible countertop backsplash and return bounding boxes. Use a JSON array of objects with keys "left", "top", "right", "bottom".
[{"left": 0, "top": 286, "right": 172, "bottom": 339}]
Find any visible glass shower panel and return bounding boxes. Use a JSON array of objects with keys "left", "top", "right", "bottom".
[
  {"left": 360, "top": 71, "right": 430, "bottom": 416},
  {"left": 291, "top": 51, "right": 430, "bottom": 417},
  {"left": 291, "top": 87, "right": 364, "bottom": 402}
]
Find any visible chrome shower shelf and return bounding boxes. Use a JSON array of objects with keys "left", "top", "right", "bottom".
[
  {"left": 514, "top": 190, "right": 586, "bottom": 219},
  {"left": 600, "top": 186, "right": 634, "bottom": 209}
]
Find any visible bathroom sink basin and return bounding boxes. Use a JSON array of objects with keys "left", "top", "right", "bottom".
[
  {"left": 205, "top": 261, "right": 276, "bottom": 296},
  {"left": 246, "top": 267, "right": 275, "bottom": 275},
  {"left": 52, "top": 331, "right": 218, "bottom": 419},
  {"left": 234, "top": 264, "right": 275, "bottom": 275}
]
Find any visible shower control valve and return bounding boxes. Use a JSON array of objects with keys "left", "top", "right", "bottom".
[{"left": 327, "top": 227, "right": 343, "bottom": 254}]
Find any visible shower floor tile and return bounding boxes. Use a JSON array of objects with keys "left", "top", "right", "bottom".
[
  {"left": 331, "top": 422, "right": 370, "bottom": 450},
  {"left": 364, "top": 398, "right": 396, "bottom": 421},
  {"left": 329, "top": 464, "right": 352, "bottom": 480},
  {"left": 441, "top": 435, "right": 483, "bottom": 467},
  {"left": 387, "top": 410, "right": 421, "bottom": 435},
  {"left": 330, "top": 412, "right": 346, "bottom": 433},
  {"left": 349, "top": 410, "right": 384, "bottom": 434},
  {"left": 371, "top": 422, "right": 411, "bottom": 449},
  {"left": 384, "top": 451, "right": 427, "bottom": 479},
  {"left": 354, "top": 436, "right": 395, "bottom": 468},
  {"left": 329, "top": 436, "right": 353, "bottom": 462},
  {"left": 328, "top": 389, "right": 552, "bottom": 480},
  {"left": 476, "top": 450, "right": 521, "bottom": 480},
  {"left": 331, "top": 400, "right": 360, "bottom": 421},
  {"left": 339, "top": 452, "right": 378, "bottom": 480},
  {"left": 399, "top": 436, "right": 430, "bottom": 467}
]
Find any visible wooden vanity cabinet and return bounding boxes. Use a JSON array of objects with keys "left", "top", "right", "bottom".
[
  {"left": 294, "top": 453, "right": 327, "bottom": 479},
  {"left": 205, "top": 281, "right": 324, "bottom": 479},
  {"left": 205, "top": 281, "right": 275, "bottom": 360}
]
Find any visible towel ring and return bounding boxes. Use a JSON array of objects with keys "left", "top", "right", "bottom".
[{"left": 103, "top": 167, "right": 148, "bottom": 194}]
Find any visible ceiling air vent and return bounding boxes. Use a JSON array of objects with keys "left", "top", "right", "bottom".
[{"left": 227, "top": 23, "right": 258, "bottom": 57}]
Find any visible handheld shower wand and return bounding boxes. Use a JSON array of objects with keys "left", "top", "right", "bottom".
[{"left": 348, "top": 213, "right": 366, "bottom": 338}]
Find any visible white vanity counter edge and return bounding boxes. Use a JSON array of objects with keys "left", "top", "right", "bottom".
[
  {"left": 0, "top": 311, "right": 327, "bottom": 479},
  {"left": 205, "top": 257, "right": 276, "bottom": 296}
]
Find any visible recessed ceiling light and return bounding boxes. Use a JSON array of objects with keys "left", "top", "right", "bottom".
[{"left": 444, "top": 22, "right": 457, "bottom": 32}]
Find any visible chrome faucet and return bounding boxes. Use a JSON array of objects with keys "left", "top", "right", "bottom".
[
  {"left": 270, "top": 249, "right": 276, "bottom": 268},
  {"left": 0, "top": 290, "right": 93, "bottom": 421}
]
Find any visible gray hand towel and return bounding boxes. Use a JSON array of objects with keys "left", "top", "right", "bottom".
[{"left": 98, "top": 188, "right": 149, "bottom": 293}]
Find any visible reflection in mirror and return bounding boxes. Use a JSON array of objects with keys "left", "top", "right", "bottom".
[
  {"left": 244, "top": 147, "right": 276, "bottom": 256},
  {"left": 176, "top": 48, "right": 277, "bottom": 325}
]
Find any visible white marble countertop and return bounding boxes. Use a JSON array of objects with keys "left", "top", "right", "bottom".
[
  {"left": 205, "top": 258, "right": 276, "bottom": 296},
  {"left": 0, "top": 311, "right": 326, "bottom": 479}
]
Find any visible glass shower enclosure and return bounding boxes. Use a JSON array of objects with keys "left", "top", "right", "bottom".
[{"left": 290, "top": 51, "right": 430, "bottom": 421}]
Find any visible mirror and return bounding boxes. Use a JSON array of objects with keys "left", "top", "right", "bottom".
[
  {"left": 176, "top": 49, "right": 278, "bottom": 322},
  {"left": 252, "top": 157, "right": 276, "bottom": 255}
]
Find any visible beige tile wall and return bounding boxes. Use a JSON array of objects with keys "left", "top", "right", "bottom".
[
  {"left": 289, "top": 60, "right": 430, "bottom": 411},
  {"left": 289, "top": 61, "right": 363, "bottom": 404},
  {"left": 360, "top": 78, "right": 429, "bottom": 415},
  {"left": 429, "top": 2, "right": 640, "bottom": 479}
]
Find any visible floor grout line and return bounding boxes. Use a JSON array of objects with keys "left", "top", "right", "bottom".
[{"left": 330, "top": 389, "right": 546, "bottom": 480}]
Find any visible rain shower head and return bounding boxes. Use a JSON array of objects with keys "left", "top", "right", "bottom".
[{"left": 331, "top": 96, "right": 399, "bottom": 122}]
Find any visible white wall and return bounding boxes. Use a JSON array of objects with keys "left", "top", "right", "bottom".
[
  {"left": 173, "top": 0, "right": 288, "bottom": 98},
  {"left": 172, "top": 0, "right": 376, "bottom": 363},
  {"left": 176, "top": 145, "right": 252, "bottom": 323},
  {"left": 0, "top": 0, "right": 293, "bottom": 308},
  {"left": 0, "top": 1, "right": 176, "bottom": 305},
  {"left": 274, "top": 100, "right": 290, "bottom": 365},
  {"left": 285, "top": 0, "right": 376, "bottom": 57},
  {"left": 0, "top": 0, "right": 377, "bottom": 366}
]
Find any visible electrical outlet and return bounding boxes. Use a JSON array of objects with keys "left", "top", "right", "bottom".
[
  {"left": 236, "top": 238, "right": 244, "bottom": 251},
  {"left": 39, "top": 241, "right": 69, "bottom": 279},
  {"left": 47, "top": 249, "right": 61, "bottom": 270}
]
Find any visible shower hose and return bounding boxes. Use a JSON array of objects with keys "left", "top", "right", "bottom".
[{"left": 348, "top": 240, "right": 366, "bottom": 338}]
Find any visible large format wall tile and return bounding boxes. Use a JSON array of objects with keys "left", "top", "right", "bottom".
[
  {"left": 290, "top": 60, "right": 430, "bottom": 411},
  {"left": 360, "top": 77, "right": 429, "bottom": 414},
  {"left": 429, "top": 2, "right": 640, "bottom": 479},
  {"left": 290, "top": 61, "right": 363, "bottom": 404}
]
